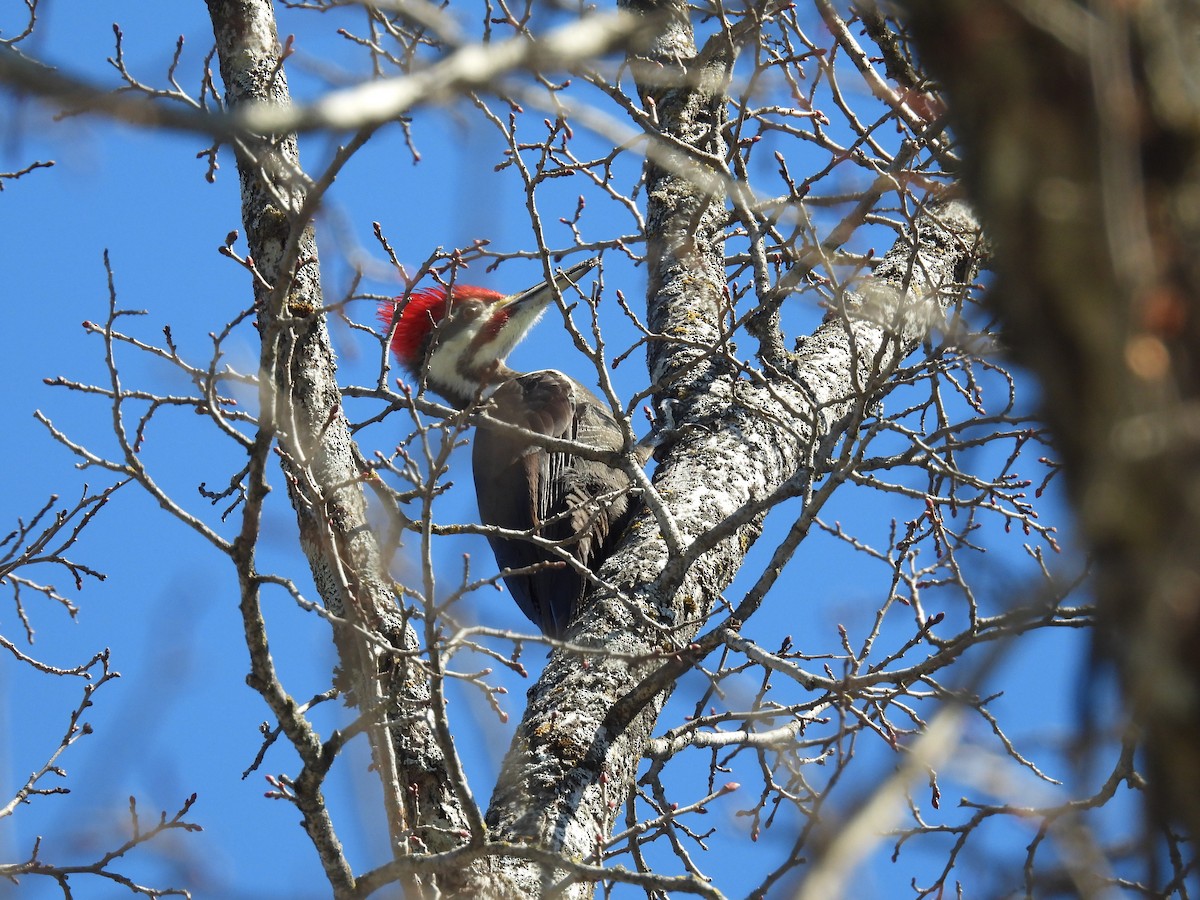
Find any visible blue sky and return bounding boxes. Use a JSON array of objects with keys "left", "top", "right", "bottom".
[{"left": 0, "top": 4, "right": 1129, "bottom": 899}]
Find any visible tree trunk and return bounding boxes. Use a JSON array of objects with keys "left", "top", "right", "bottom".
[
  {"left": 451, "top": 3, "right": 986, "bottom": 893},
  {"left": 206, "top": 1, "right": 472, "bottom": 892},
  {"left": 207, "top": 3, "right": 985, "bottom": 895}
]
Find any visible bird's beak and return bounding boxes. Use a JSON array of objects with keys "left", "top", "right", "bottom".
[{"left": 502, "top": 257, "right": 599, "bottom": 312}]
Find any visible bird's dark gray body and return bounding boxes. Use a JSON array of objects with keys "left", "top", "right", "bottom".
[{"left": 473, "top": 371, "right": 639, "bottom": 637}]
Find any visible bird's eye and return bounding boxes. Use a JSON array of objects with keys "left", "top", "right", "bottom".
[{"left": 457, "top": 300, "right": 486, "bottom": 320}]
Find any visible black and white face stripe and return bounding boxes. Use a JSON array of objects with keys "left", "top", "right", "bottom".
[
  {"left": 422, "top": 296, "right": 550, "bottom": 405},
  {"left": 415, "top": 258, "right": 600, "bottom": 408}
]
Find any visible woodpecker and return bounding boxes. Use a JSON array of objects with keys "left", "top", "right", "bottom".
[{"left": 381, "top": 259, "right": 647, "bottom": 637}]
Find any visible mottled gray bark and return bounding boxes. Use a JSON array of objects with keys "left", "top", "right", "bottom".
[
  {"left": 205, "top": 4, "right": 983, "bottom": 896},
  {"left": 462, "top": 203, "right": 981, "bottom": 899},
  {"left": 901, "top": 0, "right": 1200, "bottom": 838},
  {"left": 206, "top": 0, "right": 471, "bottom": 890},
  {"left": 456, "top": 1, "right": 985, "bottom": 894}
]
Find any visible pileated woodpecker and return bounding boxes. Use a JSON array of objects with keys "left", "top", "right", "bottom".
[{"left": 381, "top": 259, "right": 647, "bottom": 637}]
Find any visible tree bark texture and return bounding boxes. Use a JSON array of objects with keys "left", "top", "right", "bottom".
[
  {"left": 456, "top": 3, "right": 986, "bottom": 894},
  {"left": 901, "top": 0, "right": 1200, "bottom": 837},
  {"left": 206, "top": 2, "right": 985, "bottom": 896},
  {"left": 205, "top": 0, "right": 471, "bottom": 884}
]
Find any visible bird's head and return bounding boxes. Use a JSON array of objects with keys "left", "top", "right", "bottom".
[{"left": 380, "top": 258, "right": 597, "bottom": 408}]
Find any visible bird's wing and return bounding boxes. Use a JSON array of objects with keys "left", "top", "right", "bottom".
[{"left": 562, "top": 397, "right": 629, "bottom": 565}]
